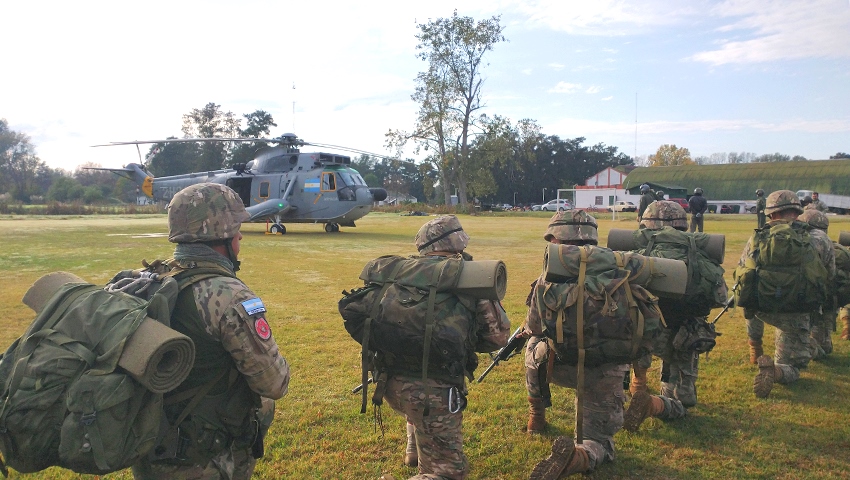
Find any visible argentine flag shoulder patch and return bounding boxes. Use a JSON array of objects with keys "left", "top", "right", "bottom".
[{"left": 241, "top": 298, "right": 266, "bottom": 316}]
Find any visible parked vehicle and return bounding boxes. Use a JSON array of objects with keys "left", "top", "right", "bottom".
[
  {"left": 541, "top": 199, "right": 573, "bottom": 212},
  {"left": 669, "top": 197, "right": 690, "bottom": 212},
  {"left": 608, "top": 201, "right": 636, "bottom": 212}
]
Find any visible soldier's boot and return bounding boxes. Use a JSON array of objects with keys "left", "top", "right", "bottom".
[
  {"left": 623, "top": 390, "right": 665, "bottom": 432},
  {"left": 753, "top": 355, "right": 782, "bottom": 398},
  {"left": 748, "top": 339, "right": 763, "bottom": 365},
  {"left": 841, "top": 313, "right": 850, "bottom": 341},
  {"left": 529, "top": 436, "right": 590, "bottom": 480},
  {"left": 629, "top": 365, "right": 649, "bottom": 396},
  {"left": 527, "top": 396, "right": 547, "bottom": 434},
  {"left": 403, "top": 422, "right": 417, "bottom": 467}
]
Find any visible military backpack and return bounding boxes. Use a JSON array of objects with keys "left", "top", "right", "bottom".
[
  {"left": 0, "top": 265, "right": 228, "bottom": 476},
  {"left": 833, "top": 241, "right": 850, "bottom": 308},
  {"left": 734, "top": 221, "right": 829, "bottom": 313}
]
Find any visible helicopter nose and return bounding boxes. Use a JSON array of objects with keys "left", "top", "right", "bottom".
[{"left": 370, "top": 188, "right": 388, "bottom": 202}]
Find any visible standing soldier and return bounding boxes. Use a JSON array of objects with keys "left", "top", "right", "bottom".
[
  {"left": 737, "top": 190, "right": 834, "bottom": 398},
  {"left": 655, "top": 190, "right": 665, "bottom": 201},
  {"left": 808, "top": 192, "right": 829, "bottom": 212},
  {"left": 132, "top": 183, "right": 290, "bottom": 480},
  {"left": 637, "top": 184, "right": 655, "bottom": 222},
  {"left": 755, "top": 189, "right": 766, "bottom": 229},
  {"left": 374, "top": 215, "right": 511, "bottom": 480},
  {"left": 688, "top": 188, "right": 708, "bottom": 233}
]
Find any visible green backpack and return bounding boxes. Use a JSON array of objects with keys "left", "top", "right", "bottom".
[
  {"left": 832, "top": 242, "right": 850, "bottom": 308},
  {"left": 0, "top": 267, "right": 225, "bottom": 476},
  {"left": 533, "top": 245, "right": 665, "bottom": 367},
  {"left": 339, "top": 255, "right": 479, "bottom": 413},
  {"left": 632, "top": 227, "right": 728, "bottom": 318},
  {"left": 734, "top": 222, "right": 829, "bottom": 313}
]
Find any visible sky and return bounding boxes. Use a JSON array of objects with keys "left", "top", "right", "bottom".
[{"left": 2, "top": 0, "right": 849, "bottom": 172}]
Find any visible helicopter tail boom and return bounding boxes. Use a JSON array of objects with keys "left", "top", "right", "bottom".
[{"left": 85, "top": 163, "right": 154, "bottom": 197}]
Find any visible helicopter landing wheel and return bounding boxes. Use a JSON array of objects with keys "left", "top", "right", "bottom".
[
  {"left": 269, "top": 223, "right": 286, "bottom": 234},
  {"left": 325, "top": 223, "right": 340, "bottom": 233}
]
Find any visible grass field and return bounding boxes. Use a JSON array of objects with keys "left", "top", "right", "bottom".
[{"left": 1, "top": 211, "right": 850, "bottom": 479}]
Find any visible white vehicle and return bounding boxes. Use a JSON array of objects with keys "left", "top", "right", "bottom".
[
  {"left": 797, "top": 190, "right": 850, "bottom": 214},
  {"left": 608, "top": 201, "right": 637, "bottom": 212},
  {"left": 541, "top": 199, "right": 573, "bottom": 211}
]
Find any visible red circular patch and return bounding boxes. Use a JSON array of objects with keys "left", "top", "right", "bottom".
[{"left": 254, "top": 318, "right": 271, "bottom": 340}]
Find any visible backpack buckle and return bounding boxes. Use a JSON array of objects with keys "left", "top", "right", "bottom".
[{"left": 80, "top": 412, "right": 97, "bottom": 426}]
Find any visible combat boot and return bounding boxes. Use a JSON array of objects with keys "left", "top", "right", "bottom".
[
  {"left": 529, "top": 436, "right": 590, "bottom": 479},
  {"left": 841, "top": 313, "right": 850, "bottom": 341},
  {"left": 403, "top": 422, "right": 417, "bottom": 467},
  {"left": 629, "top": 365, "right": 648, "bottom": 396},
  {"left": 753, "top": 355, "right": 780, "bottom": 398},
  {"left": 623, "top": 391, "right": 665, "bottom": 432},
  {"left": 527, "top": 396, "right": 547, "bottom": 434},
  {"left": 748, "top": 339, "right": 763, "bottom": 364}
]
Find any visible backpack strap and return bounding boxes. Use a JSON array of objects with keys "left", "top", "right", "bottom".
[
  {"left": 420, "top": 262, "right": 447, "bottom": 417},
  {"left": 575, "top": 246, "right": 589, "bottom": 445}
]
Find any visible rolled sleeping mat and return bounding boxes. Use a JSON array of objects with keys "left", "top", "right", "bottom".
[
  {"left": 606, "top": 228, "right": 725, "bottom": 264},
  {"left": 118, "top": 317, "right": 195, "bottom": 394},
  {"left": 839, "top": 231, "right": 850, "bottom": 247},
  {"left": 22, "top": 271, "right": 87, "bottom": 313},
  {"left": 543, "top": 243, "right": 687, "bottom": 299},
  {"left": 454, "top": 260, "right": 507, "bottom": 300},
  {"left": 23, "top": 271, "right": 195, "bottom": 394}
]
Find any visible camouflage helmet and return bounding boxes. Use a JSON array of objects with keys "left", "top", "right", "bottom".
[
  {"left": 543, "top": 210, "right": 598, "bottom": 244},
  {"left": 756, "top": 189, "right": 764, "bottom": 197},
  {"left": 167, "top": 183, "right": 250, "bottom": 243},
  {"left": 415, "top": 215, "right": 469, "bottom": 254},
  {"left": 798, "top": 209, "right": 829, "bottom": 231},
  {"left": 801, "top": 196, "right": 813, "bottom": 206},
  {"left": 640, "top": 200, "right": 688, "bottom": 230},
  {"left": 764, "top": 189, "right": 803, "bottom": 216}
]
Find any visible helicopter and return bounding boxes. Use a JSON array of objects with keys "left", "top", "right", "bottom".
[{"left": 90, "top": 133, "right": 388, "bottom": 234}]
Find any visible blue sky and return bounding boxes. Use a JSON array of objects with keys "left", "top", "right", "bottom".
[{"left": 2, "top": 0, "right": 848, "bottom": 171}]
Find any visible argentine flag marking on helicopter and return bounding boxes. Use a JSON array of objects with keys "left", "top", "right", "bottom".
[
  {"left": 241, "top": 298, "right": 266, "bottom": 316},
  {"left": 304, "top": 178, "right": 321, "bottom": 192}
]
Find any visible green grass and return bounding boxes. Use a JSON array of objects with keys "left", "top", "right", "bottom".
[{"left": 2, "top": 212, "right": 850, "bottom": 479}]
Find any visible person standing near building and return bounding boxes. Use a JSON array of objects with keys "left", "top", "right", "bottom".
[
  {"left": 756, "top": 189, "right": 766, "bottom": 229},
  {"left": 688, "top": 188, "right": 708, "bottom": 233},
  {"left": 808, "top": 192, "right": 829, "bottom": 212},
  {"left": 637, "top": 184, "right": 655, "bottom": 222},
  {"left": 132, "top": 183, "right": 290, "bottom": 480}
]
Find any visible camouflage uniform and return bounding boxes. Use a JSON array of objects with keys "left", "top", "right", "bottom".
[
  {"left": 382, "top": 216, "right": 510, "bottom": 480},
  {"left": 798, "top": 210, "right": 836, "bottom": 357},
  {"left": 808, "top": 196, "right": 828, "bottom": 212},
  {"left": 133, "top": 184, "right": 290, "bottom": 480},
  {"left": 741, "top": 191, "right": 834, "bottom": 396},
  {"left": 756, "top": 190, "right": 766, "bottom": 229},
  {"left": 524, "top": 211, "right": 628, "bottom": 475}
]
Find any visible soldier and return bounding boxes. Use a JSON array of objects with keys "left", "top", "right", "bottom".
[
  {"left": 688, "top": 188, "right": 708, "bottom": 233},
  {"left": 801, "top": 195, "right": 813, "bottom": 209},
  {"left": 637, "top": 184, "right": 655, "bottom": 222},
  {"left": 798, "top": 209, "right": 835, "bottom": 358},
  {"left": 655, "top": 190, "right": 665, "bottom": 201},
  {"left": 132, "top": 183, "right": 290, "bottom": 480},
  {"left": 741, "top": 190, "right": 834, "bottom": 398},
  {"left": 808, "top": 192, "right": 829, "bottom": 212},
  {"left": 622, "top": 201, "right": 695, "bottom": 432},
  {"left": 755, "top": 189, "right": 766, "bottom": 229},
  {"left": 379, "top": 215, "right": 511, "bottom": 480},
  {"left": 526, "top": 210, "right": 630, "bottom": 479}
]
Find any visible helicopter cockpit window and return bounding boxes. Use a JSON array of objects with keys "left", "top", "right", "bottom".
[
  {"left": 259, "top": 181, "right": 270, "bottom": 198},
  {"left": 265, "top": 156, "right": 286, "bottom": 172},
  {"left": 321, "top": 172, "right": 336, "bottom": 191}
]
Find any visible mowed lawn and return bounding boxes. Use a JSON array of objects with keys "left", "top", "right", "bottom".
[{"left": 1, "top": 211, "right": 849, "bottom": 479}]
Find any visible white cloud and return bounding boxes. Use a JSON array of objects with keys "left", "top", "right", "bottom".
[
  {"left": 549, "top": 82, "right": 583, "bottom": 93},
  {"left": 689, "top": 0, "right": 850, "bottom": 64},
  {"left": 512, "top": 0, "right": 702, "bottom": 35},
  {"left": 601, "top": 96, "right": 614, "bottom": 101},
  {"left": 549, "top": 63, "right": 566, "bottom": 70},
  {"left": 586, "top": 86, "right": 603, "bottom": 94},
  {"left": 522, "top": 68, "right": 534, "bottom": 75}
]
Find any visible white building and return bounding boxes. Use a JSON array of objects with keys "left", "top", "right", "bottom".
[{"left": 570, "top": 166, "right": 641, "bottom": 210}]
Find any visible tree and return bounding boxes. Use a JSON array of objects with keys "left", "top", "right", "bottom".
[
  {"left": 230, "top": 110, "right": 278, "bottom": 167},
  {"left": 753, "top": 152, "right": 799, "bottom": 162},
  {"left": 830, "top": 152, "right": 850, "bottom": 159},
  {"left": 649, "top": 144, "right": 694, "bottom": 166},
  {"left": 181, "top": 102, "right": 239, "bottom": 171},
  {"left": 389, "top": 11, "right": 505, "bottom": 209},
  {"left": 145, "top": 138, "right": 199, "bottom": 177},
  {"left": 0, "top": 118, "right": 51, "bottom": 202}
]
